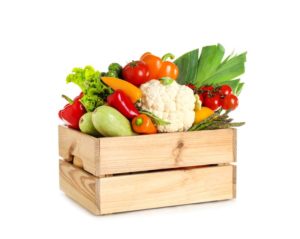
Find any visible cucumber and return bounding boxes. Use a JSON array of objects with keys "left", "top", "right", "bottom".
[{"left": 92, "top": 105, "right": 134, "bottom": 137}]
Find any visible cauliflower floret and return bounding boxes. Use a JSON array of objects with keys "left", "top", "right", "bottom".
[{"left": 140, "top": 79, "right": 195, "bottom": 132}]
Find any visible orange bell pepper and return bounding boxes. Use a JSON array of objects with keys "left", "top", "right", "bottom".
[
  {"left": 132, "top": 114, "right": 157, "bottom": 134},
  {"left": 140, "top": 52, "right": 179, "bottom": 80}
]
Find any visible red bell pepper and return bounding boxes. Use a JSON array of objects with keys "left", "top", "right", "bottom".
[
  {"left": 58, "top": 93, "right": 86, "bottom": 129},
  {"left": 107, "top": 90, "right": 139, "bottom": 119}
]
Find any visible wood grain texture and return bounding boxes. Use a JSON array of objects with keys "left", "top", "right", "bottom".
[
  {"left": 59, "top": 160, "right": 100, "bottom": 215},
  {"left": 59, "top": 126, "right": 236, "bottom": 176},
  {"left": 99, "top": 165, "right": 234, "bottom": 214},
  {"left": 99, "top": 129, "right": 236, "bottom": 175},
  {"left": 58, "top": 126, "right": 99, "bottom": 175}
]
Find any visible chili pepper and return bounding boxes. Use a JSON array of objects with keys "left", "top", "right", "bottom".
[
  {"left": 132, "top": 114, "right": 157, "bottom": 134},
  {"left": 58, "top": 93, "right": 86, "bottom": 129},
  {"left": 101, "top": 77, "right": 142, "bottom": 103},
  {"left": 140, "top": 52, "right": 179, "bottom": 80},
  {"left": 107, "top": 90, "right": 139, "bottom": 119}
]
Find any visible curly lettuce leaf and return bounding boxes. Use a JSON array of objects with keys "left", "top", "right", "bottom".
[{"left": 66, "top": 66, "right": 113, "bottom": 112}]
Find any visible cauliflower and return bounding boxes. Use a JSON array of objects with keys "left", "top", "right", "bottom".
[{"left": 140, "top": 79, "right": 196, "bottom": 132}]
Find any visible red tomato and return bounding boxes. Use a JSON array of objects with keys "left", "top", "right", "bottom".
[
  {"left": 221, "top": 94, "right": 239, "bottom": 110},
  {"left": 122, "top": 61, "right": 150, "bottom": 86},
  {"left": 218, "top": 85, "right": 232, "bottom": 97},
  {"left": 186, "top": 84, "right": 196, "bottom": 91},
  {"left": 204, "top": 94, "right": 221, "bottom": 111},
  {"left": 200, "top": 85, "right": 214, "bottom": 98},
  {"left": 198, "top": 93, "right": 205, "bottom": 103}
]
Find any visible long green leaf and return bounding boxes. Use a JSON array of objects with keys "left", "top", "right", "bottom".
[
  {"left": 236, "top": 82, "right": 244, "bottom": 96},
  {"left": 174, "top": 49, "right": 199, "bottom": 85},
  {"left": 195, "top": 44, "right": 225, "bottom": 87},
  {"left": 202, "top": 52, "right": 246, "bottom": 85}
]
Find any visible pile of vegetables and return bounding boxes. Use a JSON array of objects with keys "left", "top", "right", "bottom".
[{"left": 58, "top": 44, "right": 246, "bottom": 137}]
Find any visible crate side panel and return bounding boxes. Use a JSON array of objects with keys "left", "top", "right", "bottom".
[
  {"left": 100, "top": 165, "right": 234, "bottom": 214},
  {"left": 59, "top": 160, "right": 100, "bottom": 215},
  {"left": 99, "top": 129, "right": 235, "bottom": 175},
  {"left": 59, "top": 126, "right": 99, "bottom": 176}
]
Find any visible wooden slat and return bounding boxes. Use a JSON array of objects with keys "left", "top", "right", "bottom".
[
  {"left": 99, "top": 165, "right": 234, "bottom": 214},
  {"left": 58, "top": 126, "right": 100, "bottom": 175},
  {"left": 99, "top": 129, "right": 236, "bottom": 175},
  {"left": 59, "top": 160, "right": 100, "bottom": 215}
]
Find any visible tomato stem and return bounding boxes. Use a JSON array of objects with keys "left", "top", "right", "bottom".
[{"left": 161, "top": 53, "right": 175, "bottom": 62}]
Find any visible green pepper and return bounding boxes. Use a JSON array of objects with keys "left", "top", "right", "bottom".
[
  {"left": 106, "top": 71, "right": 118, "bottom": 78},
  {"left": 108, "top": 63, "right": 122, "bottom": 75}
]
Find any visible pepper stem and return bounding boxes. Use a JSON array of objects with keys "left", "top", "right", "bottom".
[
  {"left": 62, "top": 94, "right": 74, "bottom": 104},
  {"left": 161, "top": 53, "right": 175, "bottom": 61},
  {"left": 135, "top": 117, "right": 143, "bottom": 126}
]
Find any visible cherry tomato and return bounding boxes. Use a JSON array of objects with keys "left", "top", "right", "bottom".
[
  {"left": 200, "top": 85, "right": 214, "bottom": 98},
  {"left": 221, "top": 94, "right": 239, "bottom": 110},
  {"left": 218, "top": 85, "right": 232, "bottom": 97},
  {"left": 140, "top": 53, "right": 162, "bottom": 80},
  {"left": 186, "top": 84, "right": 196, "bottom": 91},
  {"left": 198, "top": 93, "right": 205, "bottom": 103},
  {"left": 122, "top": 61, "right": 150, "bottom": 86},
  {"left": 204, "top": 94, "right": 221, "bottom": 111}
]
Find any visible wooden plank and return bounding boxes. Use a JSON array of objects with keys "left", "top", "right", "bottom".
[
  {"left": 58, "top": 126, "right": 100, "bottom": 175},
  {"left": 59, "top": 160, "right": 100, "bottom": 215},
  {"left": 99, "top": 129, "right": 236, "bottom": 175},
  {"left": 100, "top": 165, "right": 234, "bottom": 214}
]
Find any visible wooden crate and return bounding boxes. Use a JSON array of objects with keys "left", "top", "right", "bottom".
[{"left": 59, "top": 126, "right": 237, "bottom": 215}]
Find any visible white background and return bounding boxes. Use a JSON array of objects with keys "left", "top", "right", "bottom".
[{"left": 1, "top": 0, "right": 299, "bottom": 238}]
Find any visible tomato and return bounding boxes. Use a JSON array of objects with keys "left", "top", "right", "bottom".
[
  {"left": 199, "top": 85, "right": 214, "bottom": 98},
  {"left": 198, "top": 93, "right": 205, "bottom": 103},
  {"left": 221, "top": 94, "right": 239, "bottom": 110},
  {"left": 186, "top": 84, "right": 196, "bottom": 91},
  {"left": 140, "top": 53, "right": 162, "bottom": 80},
  {"left": 218, "top": 85, "right": 232, "bottom": 97},
  {"left": 122, "top": 61, "right": 150, "bottom": 86},
  {"left": 203, "top": 94, "right": 221, "bottom": 111}
]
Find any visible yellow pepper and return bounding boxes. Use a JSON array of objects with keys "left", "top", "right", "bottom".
[
  {"left": 101, "top": 77, "right": 142, "bottom": 103},
  {"left": 194, "top": 107, "right": 214, "bottom": 124}
]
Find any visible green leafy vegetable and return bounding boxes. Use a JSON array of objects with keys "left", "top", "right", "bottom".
[
  {"left": 195, "top": 44, "right": 225, "bottom": 87},
  {"left": 174, "top": 49, "right": 199, "bottom": 85},
  {"left": 66, "top": 66, "right": 113, "bottom": 112},
  {"left": 175, "top": 44, "right": 246, "bottom": 96}
]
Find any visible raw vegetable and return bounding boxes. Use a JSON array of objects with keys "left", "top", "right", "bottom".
[
  {"left": 203, "top": 94, "right": 221, "bottom": 111},
  {"left": 92, "top": 106, "right": 134, "bottom": 137},
  {"left": 141, "top": 52, "right": 179, "bottom": 80},
  {"left": 107, "top": 90, "right": 139, "bottom": 119},
  {"left": 221, "top": 94, "right": 239, "bottom": 110},
  {"left": 140, "top": 79, "right": 195, "bottom": 133},
  {"left": 58, "top": 93, "right": 86, "bottom": 129},
  {"left": 174, "top": 44, "right": 246, "bottom": 94},
  {"left": 132, "top": 114, "right": 157, "bottom": 134},
  {"left": 194, "top": 107, "right": 214, "bottom": 124},
  {"left": 140, "top": 52, "right": 162, "bottom": 80},
  {"left": 174, "top": 49, "right": 199, "bottom": 85},
  {"left": 66, "top": 66, "right": 113, "bottom": 112},
  {"left": 122, "top": 61, "right": 150, "bottom": 86},
  {"left": 101, "top": 77, "right": 142, "bottom": 103},
  {"left": 189, "top": 110, "right": 245, "bottom": 131},
  {"left": 108, "top": 63, "right": 122, "bottom": 76},
  {"left": 157, "top": 53, "right": 179, "bottom": 80},
  {"left": 79, "top": 112, "right": 100, "bottom": 137}
]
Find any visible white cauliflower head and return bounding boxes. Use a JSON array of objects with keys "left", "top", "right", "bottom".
[{"left": 140, "top": 79, "right": 195, "bottom": 132}]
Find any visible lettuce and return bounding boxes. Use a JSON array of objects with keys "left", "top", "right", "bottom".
[{"left": 66, "top": 66, "right": 113, "bottom": 112}]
